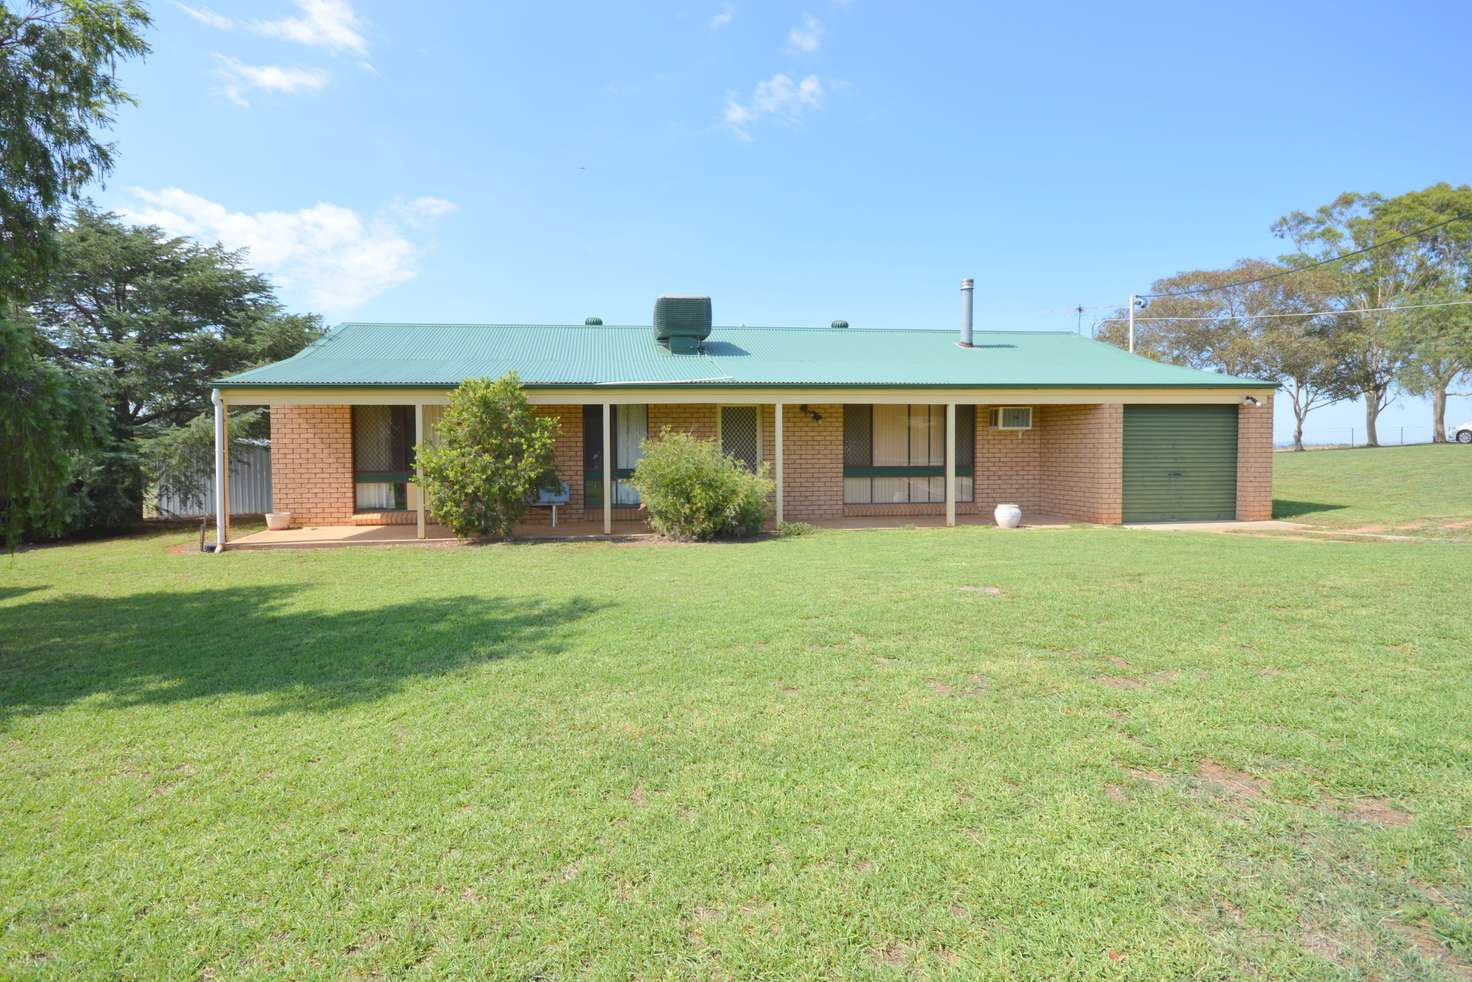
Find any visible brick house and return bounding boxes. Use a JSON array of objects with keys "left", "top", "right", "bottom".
[{"left": 209, "top": 291, "right": 1274, "bottom": 546}]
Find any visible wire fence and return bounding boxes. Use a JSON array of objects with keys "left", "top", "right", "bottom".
[{"left": 1275, "top": 425, "right": 1450, "bottom": 449}]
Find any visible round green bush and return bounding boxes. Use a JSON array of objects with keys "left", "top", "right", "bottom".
[{"left": 629, "top": 429, "right": 774, "bottom": 541}]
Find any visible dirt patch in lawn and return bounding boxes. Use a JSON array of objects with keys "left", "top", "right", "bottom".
[
  {"left": 929, "top": 676, "right": 988, "bottom": 697},
  {"left": 959, "top": 585, "right": 1004, "bottom": 596},
  {"left": 1338, "top": 796, "right": 1414, "bottom": 827},
  {"left": 1096, "top": 675, "right": 1145, "bottom": 689},
  {"left": 1391, "top": 922, "right": 1472, "bottom": 978},
  {"left": 1197, "top": 761, "right": 1271, "bottom": 802},
  {"left": 1301, "top": 926, "right": 1366, "bottom": 969},
  {"left": 1096, "top": 670, "right": 1181, "bottom": 690},
  {"left": 869, "top": 944, "right": 907, "bottom": 968},
  {"left": 1125, "top": 767, "right": 1166, "bottom": 785}
]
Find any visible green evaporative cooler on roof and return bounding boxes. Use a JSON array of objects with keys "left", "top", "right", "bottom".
[{"left": 653, "top": 295, "right": 712, "bottom": 353}]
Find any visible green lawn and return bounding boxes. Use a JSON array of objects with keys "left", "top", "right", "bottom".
[
  {"left": 1274, "top": 443, "right": 1472, "bottom": 540},
  {"left": 3, "top": 451, "right": 1471, "bottom": 978}
]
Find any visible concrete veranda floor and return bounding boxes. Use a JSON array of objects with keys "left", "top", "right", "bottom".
[{"left": 224, "top": 512, "right": 1084, "bottom": 550}]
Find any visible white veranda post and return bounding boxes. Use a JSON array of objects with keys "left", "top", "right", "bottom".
[
  {"left": 415, "top": 403, "right": 426, "bottom": 539},
  {"left": 774, "top": 402, "right": 784, "bottom": 526},
  {"left": 945, "top": 402, "right": 956, "bottom": 527},
  {"left": 212, "top": 388, "right": 228, "bottom": 551}
]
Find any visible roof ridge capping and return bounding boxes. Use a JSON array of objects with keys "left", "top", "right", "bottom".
[{"left": 329, "top": 321, "right": 1078, "bottom": 335}]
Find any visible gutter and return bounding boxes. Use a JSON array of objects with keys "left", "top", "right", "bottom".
[{"left": 211, "top": 379, "right": 1276, "bottom": 390}]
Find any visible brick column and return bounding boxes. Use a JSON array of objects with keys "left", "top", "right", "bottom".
[{"left": 1235, "top": 394, "right": 1274, "bottom": 521}]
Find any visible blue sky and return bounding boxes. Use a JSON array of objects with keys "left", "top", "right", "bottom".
[{"left": 99, "top": 0, "right": 1472, "bottom": 444}]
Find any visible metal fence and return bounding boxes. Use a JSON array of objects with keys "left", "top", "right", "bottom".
[{"left": 150, "top": 444, "right": 272, "bottom": 517}]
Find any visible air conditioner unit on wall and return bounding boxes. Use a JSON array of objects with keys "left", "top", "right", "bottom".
[{"left": 987, "top": 407, "right": 1034, "bottom": 431}]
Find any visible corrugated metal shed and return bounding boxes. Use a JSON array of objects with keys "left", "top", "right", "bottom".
[{"left": 214, "top": 323, "right": 1266, "bottom": 390}]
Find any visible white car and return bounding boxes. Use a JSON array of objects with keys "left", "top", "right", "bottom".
[{"left": 1455, "top": 420, "right": 1472, "bottom": 444}]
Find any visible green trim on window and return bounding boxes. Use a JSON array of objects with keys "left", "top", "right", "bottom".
[
  {"left": 843, "top": 465, "right": 973, "bottom": 479},
  {"left": 355, "top": 470, "right": 413, "bottom": 483}
]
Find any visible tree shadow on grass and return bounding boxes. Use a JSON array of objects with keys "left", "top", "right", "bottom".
[
  {"left": 0, "top": 586, "right": 609, "bottom": 722},
  {"left": 1273, "top": 499, "right": 1349, "bottom": 520}
]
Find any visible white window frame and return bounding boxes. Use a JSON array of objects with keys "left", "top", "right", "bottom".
[{"left": 988, "top": 406, "right": 1034, "bottom": 431}]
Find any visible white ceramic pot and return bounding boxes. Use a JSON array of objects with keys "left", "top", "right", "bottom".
[
  {"left": 994, "top": 503, "right": 1022, "bottom": 529},
  {"left": 265, "top": 511, "right": 292, "bottom": 531}
]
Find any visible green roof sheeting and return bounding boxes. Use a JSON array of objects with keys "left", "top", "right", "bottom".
[{"left": 214, "top": 323, "right": 1267, "bottom": 390}]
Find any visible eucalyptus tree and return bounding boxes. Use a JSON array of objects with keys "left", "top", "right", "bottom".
[
  {"left": 1373, "top": 184, "right": 1472, "bottom": 441},
  {"left": 1270, "top": 188, "right": 1472, "bottom": 446}
]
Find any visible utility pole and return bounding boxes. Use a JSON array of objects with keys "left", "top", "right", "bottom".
[
  {"left": 1075, "top": 305, "right": 1084, "bottom": 335},
  {"left": 1127, "top": 294, "right": 1137, "bottom": 353}
]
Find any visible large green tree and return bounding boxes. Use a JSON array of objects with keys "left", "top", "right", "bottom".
[
  {"left": 1096, "top": 261, "right": 1342, "bottom": 449},
  {"left": 1372, "top": 184, "right": 1472, "bottom": 442},
  {"left": 1, "top": 0, "right": 148, "bottom": 543},
  {"left": 0, "top": 311, "right": 105, "bottom": 548},
  {"left": 1269, "top": 190, "right": 1470, "bottom": 446},
  {"left": 0, "top": 0, "right": 150, "bottom": 298},
  {"left": 31, "top": 208, "right": 325, "bottom": 526}
]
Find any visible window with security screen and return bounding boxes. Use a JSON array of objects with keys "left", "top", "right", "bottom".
[
  {"left": 352, "top": 405, "right": 415, "bottom": 511},
  {"left": 720, "top": 406, "right": 761, "bottom": 471},
  {"left": 842, "top": 405, "right": 974, "bottom": 504}
]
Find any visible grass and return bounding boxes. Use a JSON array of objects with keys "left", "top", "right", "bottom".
[
  {"left": 1274, "top": 443, "right": 1472, "bottom": 540},
  {"left": 2, "top": 450, "right": 1470, "bottom": 978}
]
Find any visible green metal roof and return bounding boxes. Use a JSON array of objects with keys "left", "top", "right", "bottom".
[{"left": 214, "top": 323, "right": 1268, "bottom": 390}]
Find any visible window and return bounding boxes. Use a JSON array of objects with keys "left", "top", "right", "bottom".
[
  {"left": 583, "top": 404, "right": 648, "bottom": 507},
  {"left": 353, "top": 405, "right": 415, "bottom": 511},
  {"left": 842, "top": 404, "right": 974, "bottom": 504},
  {"left": 720, "top": 406, "right": 761, "bottom": 470}
]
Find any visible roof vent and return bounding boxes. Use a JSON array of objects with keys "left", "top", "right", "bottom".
[
  {"left": 831, "top": 319, "right": 848, "bottom": 329},
  {"left": 653, "top": 295, "right": 712, "bottom": 354},
  {"left": 585, "top": 316, "right": 602, "bottom": 326}
]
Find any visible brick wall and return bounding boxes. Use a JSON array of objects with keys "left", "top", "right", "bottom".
[
  {"left": 1235, "top": 394, "right": 1274, "bottom": 521},
  {"left": 1037, "top": 404, "right": 1123, "bottom": 524},
  {"left": 780, "top": 403, "right": 844, "bottom": 521},
  {"left": 266, "top": 399, "right": 1230, "bottom": 530},
  {"left": 975, "top": 415, "right": 1041, "bottom": 516},
  {"left": 269, "top": 404, "right": 354, "bottom": 526}
]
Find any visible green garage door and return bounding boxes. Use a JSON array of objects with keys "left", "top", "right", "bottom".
[{"left": 1123, "top": 405, "right": 1238, "bottom": 522}]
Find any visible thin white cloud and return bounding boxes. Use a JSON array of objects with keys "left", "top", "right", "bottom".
[
  {"left": 255, "top": 0, "right": 367, "bottom": 55},
  {"left": 212, "top": 54, "right": 328, "bottom": 107},
  {"left": 783, "top": 14, "right": 823, "bottom": 53},
  {"left": 177, "top": 2, "right": 233, "bottom": 29},
  {"left": 121, "top": 188, "right": 456, "bottom": 313},
  {"left": 723, "top": 72, "right": 823, "bottom": 141},
  {"left": 709, "top": 3, "right": 735, "bottom": 30},
  {"left": 391, "top": 195, "right": 459, "bottom": 228},
  {"left": 177, "top": 0, "right": 368, "bottom": 56}
]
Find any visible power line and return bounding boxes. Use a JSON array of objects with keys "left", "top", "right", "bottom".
[
  {"left": 1139, "top": 212, "right": 1472, "bottom": 299},
  {"left": 1097, "top": 297, "right": 1472, "bottom": 324}
]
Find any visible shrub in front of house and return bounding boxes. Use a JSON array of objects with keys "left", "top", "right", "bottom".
[
  {"left": 417, "top": 372, "right": 559, "bottom": 541},
  {"left": 630, "top": 429, "right": 773, "bottom": 541}
]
